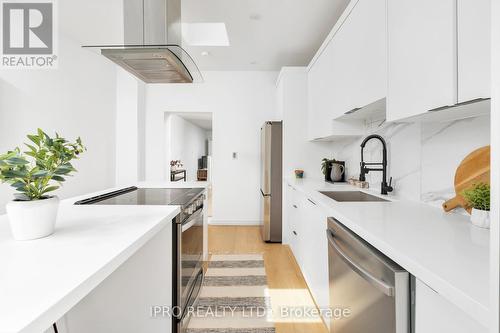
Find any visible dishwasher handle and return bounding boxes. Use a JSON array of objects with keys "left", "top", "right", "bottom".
[{"left": 327, "top": 230, "right": 395, "bottom": 297}]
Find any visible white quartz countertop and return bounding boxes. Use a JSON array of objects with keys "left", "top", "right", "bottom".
[
  {"left": 0, "top": 185, "right": 183, "bottom": 333},
  {"left": 286, "top": 178, "right": 490, "bottom": 327}
]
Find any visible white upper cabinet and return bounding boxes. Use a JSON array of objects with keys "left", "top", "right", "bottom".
[
  {"left": 387, "top": 0, "right": 491, "bottom": 122},
  {"left": 338, "top": 0, "right": 386, "bottom": 111},
  {"left": 308, "top": 42, "right": 336, "bottom": 140},
  {"left": 387, "top": 0, "right": 457, "bottom": 121},
  {"left": 307, "top": 0, "right": 386, "bottom": 140},
  {"left": 457, "top": 0, "right": 491, "bottom": 102}
]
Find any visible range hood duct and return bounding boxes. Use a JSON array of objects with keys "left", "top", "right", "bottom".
[{"left": 83, "top": 0, "right": 202, "bottom": 83}]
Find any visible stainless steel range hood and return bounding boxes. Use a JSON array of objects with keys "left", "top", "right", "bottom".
[{"left": 83, "top": 0, "right": 202, "bottom": 83}]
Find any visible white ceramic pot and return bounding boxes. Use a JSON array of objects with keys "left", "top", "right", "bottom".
[
  {"left": 6, "top": 196, "right": 59, "bottom": 240},
  {"left": 470, "top": 208, "right": 490, "bottom": 229}
]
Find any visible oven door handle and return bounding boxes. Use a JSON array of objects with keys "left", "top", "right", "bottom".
[
  {"left": 326, "top": 230, "right": 395, "bottom": 297},
  {"left": 182, "top": 208, "right": 203, "bottom": 232}
]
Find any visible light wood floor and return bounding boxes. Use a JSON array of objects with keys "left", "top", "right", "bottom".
[{"left": 208, "top": 225, "right": 329, "bottom": 333}]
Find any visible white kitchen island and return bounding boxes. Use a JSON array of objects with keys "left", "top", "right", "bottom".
[{"left": 0, "top": 183, "right": 208, "bottom": 333}]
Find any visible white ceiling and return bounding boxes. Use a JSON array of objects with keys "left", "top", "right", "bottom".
[
  {"left": 181, "top": 0, "right": 350, "bottom": 70},
  {"left": 174, "top": 112, "right": 213, "bottom": 130}
]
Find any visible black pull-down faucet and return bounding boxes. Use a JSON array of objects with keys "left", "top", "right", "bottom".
[{"left": 359, "top": 134, "right": 393, "bottom": 195}]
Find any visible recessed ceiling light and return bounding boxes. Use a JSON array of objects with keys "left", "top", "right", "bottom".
[
  {"left": 201, "top": 51, "right": 210, "bottom": 56},
  {"left": 249, "top": 14, "right": 261, "bottom": 21},
  {"left": 250, "top": 61, "right": 258, "bottom": 65}
]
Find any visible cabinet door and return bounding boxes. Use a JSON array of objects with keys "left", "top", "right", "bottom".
[
  {"left": 287, "top": 187, "right": 301, "bottom": 262},
  {"left": 307, "top": 0, "right": 386, "bottom": 139},
  {"left": 299, "top": 197, "right": 330, "bottom": 310},
  {"left": 387, "top": 0, "right": 457, "bottom": 121},
  {"left": 415, "top": 279, "right": 487, "bottom": 333},
  {"left": 335, "top": 0, "right": 387, "bottom": 110},
  {"left": 457, "top": 0, "right": 490, "bottom": 102},
  {"left": 307, "top": 44, "right": 334, "bottom": 140},
  {"left": 283, "top": 184, "right": 294, "bottom": 245}
]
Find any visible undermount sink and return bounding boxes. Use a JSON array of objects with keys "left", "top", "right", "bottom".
[{"left": 319, "top": 191, "right": 389, "bottom": 202}]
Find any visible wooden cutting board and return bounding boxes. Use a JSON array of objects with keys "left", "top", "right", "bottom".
[{"left": 442, "top": 146, "right": 490, "bottom": 213}]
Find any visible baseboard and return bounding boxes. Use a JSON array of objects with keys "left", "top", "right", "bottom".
[{"left": 208, "top": 218, "right": 262, "bottom": 226}]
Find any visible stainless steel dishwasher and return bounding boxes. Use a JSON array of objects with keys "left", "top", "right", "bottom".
[{"left": 326, "top": 217, "right": 409, "bottom": 333}]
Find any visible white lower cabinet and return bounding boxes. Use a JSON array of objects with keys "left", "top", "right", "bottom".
[
  {"left": 285, "top": 186, "right": 488, "bottom": 333},
  {"left": 285, "top": 184, "right": 301, "bottom": 262},
  {"left": 284, "top": 185, "right": 330, "bottom": 326},
  {"left": 414, "top": 278, "right": 487, "bottom": 333},
  {"left": 299, "top": 196, "right": 330, "bottom": 312}
]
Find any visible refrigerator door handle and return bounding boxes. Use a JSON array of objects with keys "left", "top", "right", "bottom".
[{"left": 260, "top": 189, "right": 271, "bottom": 197}]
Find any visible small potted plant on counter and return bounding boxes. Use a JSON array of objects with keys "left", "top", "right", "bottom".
[
  {"left": 462, "top": 183, "right": 490, "bottom": 229},
  {"left": 321, "top": 158, "right": 336, "bottom": 181},
  {"left": 0, "top": 129, "right": 85, "bottom": 240}
]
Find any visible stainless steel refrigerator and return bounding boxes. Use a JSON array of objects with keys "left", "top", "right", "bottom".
[{"left": 260, "top": 121, "right": 282, "bottom": 242}]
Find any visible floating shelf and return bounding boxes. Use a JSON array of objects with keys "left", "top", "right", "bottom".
[
  {"left": 311, "top": 133, "right": 362, "bottom": 142},
  {"left": 309, "top": 98, "right": 386, "bottom": 142}
]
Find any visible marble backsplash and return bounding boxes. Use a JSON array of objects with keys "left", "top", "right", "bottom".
[{"left": 333, "top": 115, "right": 490, "bottom": 211}]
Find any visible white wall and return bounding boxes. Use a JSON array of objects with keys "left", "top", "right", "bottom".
[
  {"left": 0, "top": 0, "right": 123, "bottom": 213},
  {"left": 277, "top": 67, "right": 335, "bottom": 180},
  {"left": 165, "top": 114, "right": 208, "bottom": 182},
  {"left": 145, "top": 71, "right": 278, "bottom": 224},
  {"left": 115, "top": 68, "right": 146, "bottom": 186}
]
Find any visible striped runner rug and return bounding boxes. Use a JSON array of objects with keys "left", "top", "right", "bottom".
[{"left": 187, "top": 254, "right": 275, "bottom": 333}]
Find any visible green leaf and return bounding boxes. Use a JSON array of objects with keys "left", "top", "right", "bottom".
[
  {"left": 6, "top": 157, "right": 29, "bottom": 165},
  {"left": 24, "top": 143, "right": 37, "bottom": 152},
  {"left": 10, "top": 180, "right": 25, "bottom": 188},
  {"left": 42, "top": 185, "right": 59, "bottom": 194},
  {"left": 51, "top": 175, "right": 66, "bottom": 182},
  {"left": 32, "top": 170, "right": 49, "bottom": 178},
  {"left": 54, "top": 169, "right": 71, "bottom": 175},
  {"left": 27, "top": 134, "right": 40, "bottom": 146},
  {"left": 13, "top": 193, "right": 30, "bottom": 201},
  {"left": 2, "top": 169, "right": 28, "bottom": 178}
]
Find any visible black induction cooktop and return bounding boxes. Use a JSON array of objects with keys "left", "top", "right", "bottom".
[{"left": 74, "top": 186, "right": 204, "bottom": 206}]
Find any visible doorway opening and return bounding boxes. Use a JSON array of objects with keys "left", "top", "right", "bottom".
[{"left": 164, "top": 112, "right": 213, "bottom": 216}]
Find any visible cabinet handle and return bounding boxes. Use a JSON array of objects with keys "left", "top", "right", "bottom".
[
  {"left": 293, "top": 204, "right": 298, "bottom": 209},
  {"left": 428, "top": 98, "right": 489, "bottom": 113},
  {"left": 307, "top": 198, "right": 317, "bottom": 205},
  {"left": 344, "top": 107, "right": 362, "bottom": 115},
  {"left": 293, "top": 231, "right": 297, "bottom": 236},
  {"left": 326, "top": 230, "right": 395, "bottom": 297}
]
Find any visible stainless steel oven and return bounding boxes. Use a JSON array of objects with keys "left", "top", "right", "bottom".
[
  {"left": 327, "top": 217, "right": 409, "bottom": 333},
  {"left": 173, "top": 195, "right": 205, "bottom": 333}
]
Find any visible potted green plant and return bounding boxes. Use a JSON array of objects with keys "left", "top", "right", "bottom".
[
  {"left": 0, "top": 129, "right": 85, "bottom": 240},
  {"left": 462, "top": 183, "right": 490, "bottom": 229},
  {"left": 321, "top": 158, "right": 336, "bottom": 181}
]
